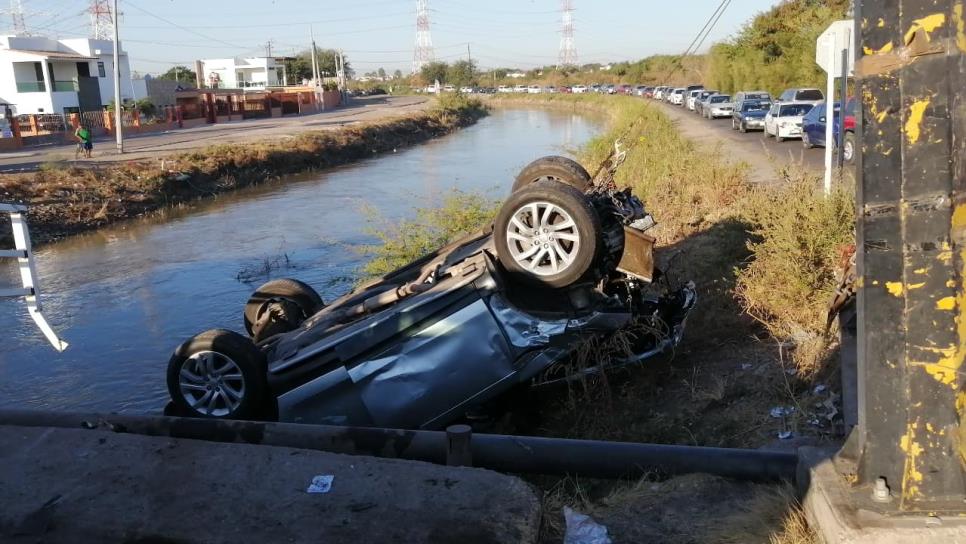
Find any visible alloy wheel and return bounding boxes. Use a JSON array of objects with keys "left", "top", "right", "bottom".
[
  {"left": 178, "top": 350, "right": 246, "bottom": 417},
  {"left": 505, "top": 201, "right": 581, "bottom": 277}
]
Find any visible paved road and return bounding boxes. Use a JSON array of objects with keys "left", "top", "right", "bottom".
[
  {"left": 0, "top": 95, "right": 430, "bottom": 173},
  {"left": 652, "top": 100, "right": 827, "bottom": 184}
]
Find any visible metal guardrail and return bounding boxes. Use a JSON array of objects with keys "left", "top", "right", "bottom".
[{"left": 0, "top": 410, "right": 799, "bottom": 482}]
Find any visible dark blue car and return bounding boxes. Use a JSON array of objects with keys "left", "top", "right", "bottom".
[
  {"left": 802, "top": 98, "right": 857, "bottom": 162},
  {"left": 731, "top": 99, "right": 771, "bottom": 132}
]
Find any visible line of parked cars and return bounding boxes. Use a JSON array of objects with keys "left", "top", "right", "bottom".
[{"left": 648, "top": 84, "right": 855, "bottom": 162}]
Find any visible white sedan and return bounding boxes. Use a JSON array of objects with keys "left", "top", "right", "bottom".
[
  {"left": 572, "top": 85, "right": 588, "bottom": 94},
  {"left": 764, "top": 102, "right": 815, "bottom": 142}
]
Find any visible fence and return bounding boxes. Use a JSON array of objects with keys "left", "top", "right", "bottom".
[{"left": 2, "top": 88, "right": 341, "bottom": 150}]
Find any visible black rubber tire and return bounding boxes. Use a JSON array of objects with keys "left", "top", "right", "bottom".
[
  {"left": 243, "top": 278, "right": 324, "bottom": 337},
  {"left": 843, "top": 132, "right": 856, "bottom": 163},
  {"left": 511, "top": 156, "right": 592, "bottom": 193},
  {"left": 494, "top": 180, "right": 602, "bottom": 288},
  {"left": 166, "top": 329, "right": 267, "bottom": 420},
  {"left": 739, "top": 122, "right": 747, "bottom": 133}
]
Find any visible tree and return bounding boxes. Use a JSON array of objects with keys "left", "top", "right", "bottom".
[
  {"left": 393, "top": 69, "right": 403, "bottom": 79},
  {"left": 157, "top": 65, "right": 196, "bottom": 83},
  {"left": 284, "top": 49, "right": 351, "bottom": 82},
  {"left": 377, "top": 67, "right": 386, "bottom": 79},
  {"left": 419, "top": 61, "right": 449, "bottom": 85},
  {"left": 446, "top": 60, "right": 477, "bottom": 87}
]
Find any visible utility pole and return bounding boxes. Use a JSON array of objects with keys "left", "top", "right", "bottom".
[
  {"left": 309, "top": 26, "right": 320, "bottom": 85},
  {"left": 265, "top": 39, "right": 273, "bottom": 59},
  {"left": 467, "top": 43, "right": 471, "bottom": 64},
  {"left": 112, "top": 0, "right": 123, "bottom": 153}
]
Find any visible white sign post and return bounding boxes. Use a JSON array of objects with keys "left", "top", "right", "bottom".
[{"left": 816, "top": 20, "right": 855, "bottom": 194}]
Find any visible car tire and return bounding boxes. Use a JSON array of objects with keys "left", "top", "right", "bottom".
[
  {"left": 739, "top": 122, "right": 747, "bottom": 133},
  {"left": 843, "top": 132, "right": 856, "bottom": 163},
  {"left": 494, "top": 180, "right": 603, "bottom": 289},
  {"left": 511, "top": 156, "right": 592, "bottom": 193},
  {"left": 803, "top": 134, "right": 814, "bottom": 148},
  {"left": 243, "top": 278, "right": 324, "bottom": 338},
  {"left": 167, "top": 329, "right": 267, "bottom": 420}
]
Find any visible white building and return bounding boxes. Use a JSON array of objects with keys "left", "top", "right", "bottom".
[
  {"left": 199, "top": 57, "right": 287, "bottom": 89},
  {"left": 0, "top": 35, "right": 134, "bottom": 115}
]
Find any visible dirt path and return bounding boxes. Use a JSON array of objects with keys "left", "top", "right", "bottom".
[
  {"left": 0, "top": 95, "right": 430, "bottom": 173},
  {"left": 652, "top": 101, "right": 826, "bottom": 184}
]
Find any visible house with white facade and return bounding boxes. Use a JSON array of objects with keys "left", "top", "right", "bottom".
[
  {"left": 0, "top": 35, "right": 135, "bottom": 115},
  {"left": 199, "top": 57, "right": 288, "bottom": 89}
]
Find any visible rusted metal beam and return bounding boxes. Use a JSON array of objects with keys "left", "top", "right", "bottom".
[{"left": 854, "top": 0, "right": 966, "bottom": 513}]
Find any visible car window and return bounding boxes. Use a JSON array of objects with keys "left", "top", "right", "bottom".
[
  {"left": 748, "top": 93, "right": 769, "bottom": 100},
  {"left": 804, "top": 105, "right": 824, "bottom": 122},
  {"left": 743, "top": 101, "right": 770, "bottom": 112},
  {"left": 710, "top": 96, "right": 730, "bottom": 103},
  {"left": 780, "top": 104, "right": 814, "bottom": 116},
  {"left": 796, "top": 90, "right": 824, "bottom": 101}
]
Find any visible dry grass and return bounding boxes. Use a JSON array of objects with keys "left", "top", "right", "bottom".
[{"left": 0, "top": 96, "right": 488, "bottom": 245}]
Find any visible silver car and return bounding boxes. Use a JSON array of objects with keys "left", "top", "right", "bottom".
[
  {"left": 165, "top": 153, "right": 696, "bottom": 429},
  {"left": 704, "top": 94, "right": 734, "bottom": 119}
]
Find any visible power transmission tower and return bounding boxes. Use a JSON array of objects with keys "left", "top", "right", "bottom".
[
  {"left": 412, "top": 0, "right": 434, "bottom": 74},
  {"left": 5, "top": 0, "right": 28, "bottom": 35},
  {"left": 558, "top": 0, "right": 578, "bottom": 67},
  {"left": 88, "top": 0, "right": 115, "bottom": 40}
]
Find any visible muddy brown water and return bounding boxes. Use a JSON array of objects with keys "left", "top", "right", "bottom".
[{"left": 0, "top": 108, "right": 602, "bottom": 413}]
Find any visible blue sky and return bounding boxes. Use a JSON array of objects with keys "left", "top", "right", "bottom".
[{"left": 7, "top": 0, "right": 781, "bottom": 75}]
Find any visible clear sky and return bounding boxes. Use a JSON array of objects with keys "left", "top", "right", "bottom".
[{"left": 6, "top": 0, "right": 781, "bottom": 75}]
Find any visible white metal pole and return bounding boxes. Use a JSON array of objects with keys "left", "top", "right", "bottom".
[
  {"left": 824, "top": 36, "right": 835, "bottom": 194},
  {"left": 112, "top": 0, "right": 123, "bottom": 153}
]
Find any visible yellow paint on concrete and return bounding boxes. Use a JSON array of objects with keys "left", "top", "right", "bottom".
[
  {"left": 864, "top": 41, "right": 895, "bottom": 56},
  {"left": 908, "top": 282, "right": 926, "bottom": 290},
  {"left": 954, "top": 3, "right": 966, "bottom": 52},
  {"left": 904, "top": 13, "right": 947, "bottom": 44},
  {"left": 937, "top": 297, "right": 957, "bottom": 311},
  {"left": 952, "top": 203, "right": 966, "bottom": 228},
  {"left": 875, "top": 109, "right": 888, "bottom": 123},
  {"left": 905, "top": 99, "right": 930, "bottom": 144},
  {"left": 949, "top": 279, "right": 958, "bottom": 288},
  {"left": 877, "top": 17, "right": 885, "bottom": 28},
  {"left": 914, "top": 268, "right": 929, "bottom": 275},
  {"left": 886, "top": 281, "right": 905, "bottom": 296}
]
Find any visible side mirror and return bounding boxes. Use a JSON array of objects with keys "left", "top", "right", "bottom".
[{"left": 819, "top": 117, "right": 826, "bottom": 122}]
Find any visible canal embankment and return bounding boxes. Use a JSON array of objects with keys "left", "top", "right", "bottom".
[{"left": 0, "top": 95, "right": 487, "bottom": 245}]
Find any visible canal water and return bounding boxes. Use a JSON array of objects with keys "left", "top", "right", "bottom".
[{"left": 0, "top": 108, "right": 601, "bottom": 413}]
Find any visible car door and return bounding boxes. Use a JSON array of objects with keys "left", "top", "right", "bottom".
[{"left": 765, "top": 104, "right": 778, "bottom": 135}]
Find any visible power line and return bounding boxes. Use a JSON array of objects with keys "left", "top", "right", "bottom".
[
  {"left": 661, "top": 0, "right": 731, "bottom": 86},
  {"left": 124, "top": 0, "right": 247, "bottom": 50}
]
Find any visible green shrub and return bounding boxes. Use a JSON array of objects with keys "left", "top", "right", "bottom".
[{"left": 359, "top": 190, "right": 499, "bottom": 278}]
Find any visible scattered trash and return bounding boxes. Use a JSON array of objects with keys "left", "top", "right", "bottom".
[
  {"left": 563, "top": 506, "right": 612, "bottom": 544},
  {"left": 813, "top": 384, "right": 828, "bottom": 395},
  {"left": 307, "top": 475, "right": 334, "bottom": 494},
  {"left": 778, "top": 430, "right": 794, "bottom": 440},
  {"left": 808, "top": 418, "right": 821, "bottom": 427},
  {"left": 739, "top": 363, "right": 753, "bottom": 371},
  {"left": 822, "top": 397, "right": 839, "bottom": 421},
  {"left": 769, "top": 406, "right": 795, "bottom": 418},
  {"left": 784, "top": 368, "right": 797, "bottom": 375}
]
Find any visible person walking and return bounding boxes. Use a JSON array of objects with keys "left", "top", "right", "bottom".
[{"left": 74, "top": 124, "right": 93, "bottom": 159}]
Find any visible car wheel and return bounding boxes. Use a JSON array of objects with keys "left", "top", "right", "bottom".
[
  {"left": 494, "top": 180, "right": 602, "bottom": 288},
  {"left": 167, "top": 329, "right": 267, "bottom": 420},
  {"left": 803, "top": 134, "right": 814, "bottom": 148},
  {"left": 843, "top": 133, "right": 856, "bottom": 163},
  {"left": 243, "top": 278, "right": 324, "bottom": 339},
  {"left": 511, "top": 156, "right": 592, "bottom": 193}
]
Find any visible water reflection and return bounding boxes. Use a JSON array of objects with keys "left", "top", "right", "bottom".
[{"left": 0, "top": 108, "right": 601, "bottom": 413}]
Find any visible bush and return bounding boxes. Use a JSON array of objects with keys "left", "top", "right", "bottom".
[
  {"left": 735, "top": 169, "right": 855, "bottom": 373},
  {"left": 359, "top": 190, "right": 499, "bottom": 278}
]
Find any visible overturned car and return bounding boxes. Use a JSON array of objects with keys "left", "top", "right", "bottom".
[{"left": 165, "top": 151, "right": 696, "bottom": 429}]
